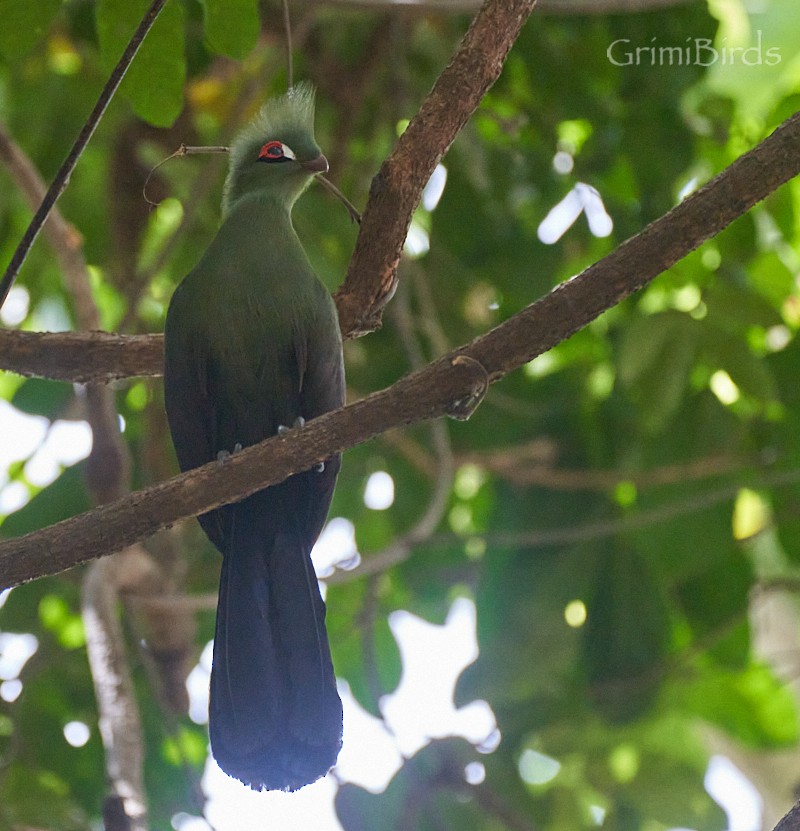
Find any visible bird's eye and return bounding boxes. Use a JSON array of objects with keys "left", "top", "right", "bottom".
[{"left": 257, "top": 141, "right": 296, "bottom": 163}]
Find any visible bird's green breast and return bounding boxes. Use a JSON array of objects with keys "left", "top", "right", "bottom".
[{"left": 165, "top": 196, "right": 340, "bottom": 449}]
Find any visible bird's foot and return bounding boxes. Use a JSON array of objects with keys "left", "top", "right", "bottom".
[
  {"left": 216, "top": 443, "right": 243, "bottom": 464},
  {"left": 276, "top": 417, "right": 325, "bottom": 472},
  {"left": 277, "top": 416, "right": 305, "bottom": 436}
]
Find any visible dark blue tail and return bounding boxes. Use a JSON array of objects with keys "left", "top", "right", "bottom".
[{"left": 208, "top": 498, "right": 342, "bottom": 791}]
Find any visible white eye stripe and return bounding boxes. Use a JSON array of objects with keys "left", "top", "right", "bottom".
[{"left": 258, "top": 141, "right": 298, "bottom": 162}]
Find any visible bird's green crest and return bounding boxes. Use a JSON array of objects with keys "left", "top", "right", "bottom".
[{"left": 222, "top": 82, "right": 320, "bottom": 214}]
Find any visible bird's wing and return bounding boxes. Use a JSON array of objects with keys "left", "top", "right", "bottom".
[
  {"left": 164, "top": 286, "right": 217, "bottom": 471},
  {"left": 298, "top": 285, "right": 345, "bottom": 419},
  {"left": 163, "top": 282, "right": 227, "bottom": 549},
  {"left": 293, "top": 288, "right": 346, "bottom": 545}
]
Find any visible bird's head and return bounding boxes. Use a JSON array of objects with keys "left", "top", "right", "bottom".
[{"left": 222, "top": 82, "right": 327, "bottom": 215}]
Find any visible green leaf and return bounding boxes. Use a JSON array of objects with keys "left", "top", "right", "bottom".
[
  {"left": 162, "top": 725, "right": 208, "bottom": 766},
  {"left": 616, "top": 311, "right": 698, "bottom": 432},
  {"left": 748, "top": 249, "right": 795, "bottom": 310},
  {"left": 705, "top": 0, "right": 800, "bottom": 120},
  {"left": 703, "top": 279, "right": 783, "bottom": 333},
  {"left": 96, "top": 0, "right": 186, "bottom": 126},
  {"left": 327, "top": 579, "right": 401, "bottom": 716},
  {"left": 12, "top": 378, "right": 73, "bottom": 419},
  {"left": 200, "top": 0, "right": 260, "bottom": 59},
  {"left": 336, "top": 739, "right": 480, "bottom": 831},
  {"left": 582, "top": 544, "right": 670, "bottom": 721},
  {"left": 0, "top": 463, "right": 90, "bottom": 538},
  {"left": 1, "top": 764, "right": 91, "bottom": 831},
  {"left": 675, "top": 551, "right": 753, "bottom": 669},
  {"left": 38, "top": 593, "right": 86, "bottom": 649},
  {"left": 0, "top": 0, "right": 62, "bottom": 58},
  {"left": 673, "top": 663, "right": 798, "bottom": 747},
  {"left": 704, "top": 334, "right": 778, "bottom": 403}
]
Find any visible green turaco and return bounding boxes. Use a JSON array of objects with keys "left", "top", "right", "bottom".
[{"left": 164, "top": 83, "right": 345, "bottom": 792}]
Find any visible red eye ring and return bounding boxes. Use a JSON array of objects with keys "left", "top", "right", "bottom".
[{"left": 258, "top": 140, "right": 285, "bottom": 161}]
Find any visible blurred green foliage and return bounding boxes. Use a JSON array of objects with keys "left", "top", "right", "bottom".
[{"left": 1, "top": 0, "right": 800, "bottom": 829}]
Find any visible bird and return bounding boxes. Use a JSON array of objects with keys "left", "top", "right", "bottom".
[{"left": 163, "top": 83, "right": 345, "bottom": 792}]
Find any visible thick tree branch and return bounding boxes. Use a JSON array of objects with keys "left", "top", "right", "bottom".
[
  {"left": 0, "top": 109, "right": 798, "bottom": 588},
  {"left": 0, "top": 330, "right": 162, "bottom": 382},
  {"left": 0, "top": 356, "right": 487, "bottom": 589},
  {"left": 774, "top": 803, "right": 800, "bottom": 831},
  {"left": 333, "top": 0, "right": 539, "bottom": 336},
  {"left": 0, "top": 0, "right": 169, "bottom": 309}
]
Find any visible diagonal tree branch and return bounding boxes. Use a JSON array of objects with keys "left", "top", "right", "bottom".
[
  {"left": 0, "top": 107, "right": 798, "bottom": 590},
  {"left": 333, "top": 0, "right": 539, "bottom": 336},
  {"left": 0, "top": 0, "right": 169, "bottom": 309},
  {"left": 774, "top": 803, "right": 800, "bottom": 831}
]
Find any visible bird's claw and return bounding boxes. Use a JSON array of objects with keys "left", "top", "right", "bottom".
[
  {"left": 278, "top": 416, "right": 306, "bottom": 436},
  {"left": 276, "top": 417, "right": 324, "bottom": 472},
  {"left": 216, "top": 443, "right": 243, "bottom": 464}
]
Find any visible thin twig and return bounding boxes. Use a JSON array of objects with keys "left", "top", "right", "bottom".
[
  {"left": 393, "top": 267, "right": 455, "bottom": 534},
  {"left": 142, "top": 144, "right": 229, "bottom": 207},
  {"left": 123, "top": 49, "right": 281, "bottom": 330},
  {"left": 381, "top": 272, "right": 455, "bottom": 540},
  {"left": 282, "top": 0, "right": 294, "bottom": 89},
  {"left": 317, "top": 175, "right": 362, "bottom": 223},
  {"left": 327, "top": 0, "right": 690, "bottom": 11},
  {"left": 0, "top": 121, "right": 98, "bottom": 328},
  {"left": 0, "top": 0, "right": 169, "bottom": 309},
  {"left": 462, "top": 447, "right": 745, "bottom": 491},
  {"left": 335, "top": 270, "right": 456, "bottom": 579},
  {"left": 142, "top": 144, "right": 361, "bottom": 220},
  {"left": 333, "top": 467, "right": 800, "bottom": 582}
]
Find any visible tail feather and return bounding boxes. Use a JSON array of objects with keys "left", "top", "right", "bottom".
[{"left": 209, "top": 504, "right": 342, "bottom": 792}]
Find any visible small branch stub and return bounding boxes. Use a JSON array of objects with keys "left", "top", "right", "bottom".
[{"left": 446, "top": 355, "right": 489, "bottom": 421}]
